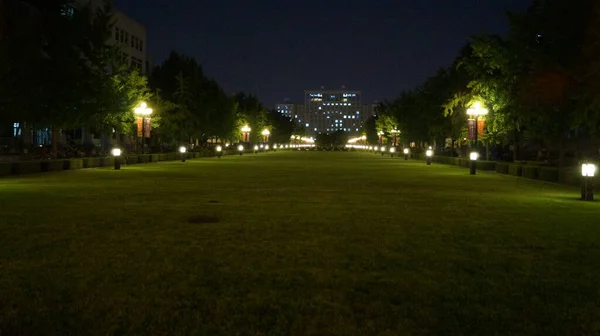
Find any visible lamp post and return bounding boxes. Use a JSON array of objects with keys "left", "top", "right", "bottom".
[
  {"left": 403, "top": 148, "right": 409, "bottom": 160},
  {"left": 179, "top": 146, "right": 187, "bottom": 162},
  {"left": 391, "top": 129, "right": 400, "bottom": 146},
  {"left": 378, "top": 131, "right": 384, "bottom": 146},
  {"left": 238, "top": 144, "right": 244, "bottom": 156},
  {"left": 241, "top": 125, "right": 251, "bottom": 143},
  {"left": 425, "top": 149, "right": 433, "bottom": 165},
  {"left": 261, "top": 129, "right": 270, "bottom": 144},
  {"left": 390, "top": 147, "right": 396, "bottom": 157},
  {"left": 134, "top": 102, "right": 152, "bottom": 153},
  {"left": 254, "top": 145, "right": 259, "bottom": 154},
  {"left": 466, "top": 102, "right": 488, "bottom": 149},
  {"left": 380, "top": 146, "right": 386, "bottom": 156},
  {"left": 374, "top": 146, "right": 379, "bottom": 154},
  {"left": 469, "top": 151, "right": 479, "bottom": 175},
  {"left": 265, "top": 144, "right": 270, "bottom": 151},
  {"left": 216, "top": 145, "right": 222, "bottom": 158},
  {"left": 581, "top": 163, "right": 596, "bottom": 201},
  {"left": 111, "top": 148, "right": 121, "bottom": 170}
]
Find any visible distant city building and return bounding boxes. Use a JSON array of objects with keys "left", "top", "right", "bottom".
[{"left": 275, "top": 89, "right": 375, "bottom": 136}]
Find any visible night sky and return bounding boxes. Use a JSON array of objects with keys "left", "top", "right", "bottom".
[{"left": 114, "top": 0, "right": 528, "bottom": 108}]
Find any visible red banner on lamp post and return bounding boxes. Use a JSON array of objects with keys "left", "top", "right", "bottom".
[
  {"left": 468, "top": 119, "right": 476, "bottom": 140},
  {"left": 136, "top": 117, "right": 143, "bottom": 137},
  {"left": 477, "top": 119, "right": 484, "bottom": 140},
  {"left": 143, "top": 118, "right": 151, "bottom": 138}
]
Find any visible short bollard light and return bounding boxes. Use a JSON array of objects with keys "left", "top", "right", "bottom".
[
  {"left": 216, "top": 145, "right": 222, "bottom": 158},
  {"left": 111, "top": 148, "right": 122, "bottom": 170},
  {"left": 265, "top": 144, "right": 270, "bottom": 151},
  {"left": 581, "top": 163, "right": 596, "bottom": 201},
  {"left": 260, "top": 144, "right": 264, "bottom": 149},
  {"left": 238, "top": 144, "right": 244, "bottom": 156},
  {"left": 425, "top": 149, "right": 433, "bottom": 165},
  {"left": 403, "top": 148, "right": 409, "bottom": 160},
  {"left": 374, "top": 146, "right": 379, "bottom": 153},
  {"left": 390, "top": 147, "right": 396, "bottom": 157},
  {"left": 179, "top": 146, "right": 187, "bottom": 162},
  {"left": 254, "top": 145, "right": 259, "bottom": 154},
  {"left": 380, "top": 146, "right": 386, "bottom": 156},
  {"left": 469, "top": 151, "right": 479, "bottom": 175}
]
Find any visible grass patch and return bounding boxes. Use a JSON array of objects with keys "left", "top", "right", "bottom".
[{"left": 0, "top": 151, "right": 599, "bottom": 335}]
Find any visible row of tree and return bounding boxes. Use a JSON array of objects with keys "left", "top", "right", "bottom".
[
  {"left": 0, "top": 0, "right": 296, "bottom": 155},
  {"left": 368, "top": 0, "right": 600, "bottom": 166}
]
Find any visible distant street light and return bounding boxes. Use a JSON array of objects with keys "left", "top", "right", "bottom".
[
  {"left": 134, "top": 102, "right": 152, "bottom": 153},
  {"left": 111, "top": 148, "right": 122, "bottom": 170},
  {"left": 466, "top": 102, "right": 488, "bottom": 149},
  {"left": 403, "top": 148, "right": 410, "bottom": 160},
  {"left": 425, "top": 149, "right": 433, "bottom": 165},
  {"left": 179, "top": 146, "right": 187, "bottom": 162},
  {"left": 581, "top": 163, "right": 596, "bottom": 201},
  {"left": 241, "top": 125, "right": 251, "bottom": 143},
  {"left": 469, "top": 151, "right": 479, "bottom": 175},
  {"left": 261, "top": 129, "right": 270, "bottom": 143}
]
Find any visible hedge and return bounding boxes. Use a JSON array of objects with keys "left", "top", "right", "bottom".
[
  {"left": 495, "top": 162, "right": 509, "bottom": 174},
  {"left": 0, "top": 163, "right": 13, "bottom": 176},
  {"left": 99, "top": 157, "right": 115, "bottom": 167},
  {"left": 64, "top": 159, "right": 83, "bottom": 170},
  {"left": 538, "top": 167, "right": 559, "bottom": 183},
  {"left": 150, "top": 154, "right": 159, "bottom": 162},
  {"left": 476, "top": 160, "right": 497, "bottom": 171},
  {"left": 41, "top": 160, "right": 64, "bottom": 172},
  {"left": 522, "top": 166, "right": 538, "bottom": 179},
  {"left": 138, "top": 155, "right": 150, "bottom": 163},
  {"left": 83, "top": 157, "right": 101, "bottom": 168},
  {"left": 508, "top": 164, "right": 522, "bottom": 176},
  {"left": 12, "top": 161, "right": 42, "bottom": 175}
]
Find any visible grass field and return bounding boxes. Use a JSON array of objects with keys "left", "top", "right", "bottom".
[{"left": 0, "top": 150, "right": 599, "bottom": 335}]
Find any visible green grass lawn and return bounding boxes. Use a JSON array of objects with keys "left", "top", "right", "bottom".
[{"left": 1, "top": 150, "right": 599, "bottom": 335}]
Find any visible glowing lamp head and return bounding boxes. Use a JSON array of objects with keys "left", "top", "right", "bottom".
[
  {"left": 265, "top": 145, "right": 270, "bottom": 150},
  {"left": 254, "top": 145, "right": 259, "bottom": 150},
  {"left": 469, "top": 152, "right": 479, "bottom": 161},
  {"left": 582, "top": 163, "right": 597, "bottom": 177},
  {"left": 237, "top": 145, "right": 244, "bottom": 151},
  {"left": 261, "top": 129, "right": 270, "bottom": 136},
  {"left": 381, "top": 147, "right": 386, "bottom": 152},
  {"left": 403, "top": 148, "right": 409, "bottom": 154},
  {"left": 216, "top": 146, "right": 222, "bottom": 152},
  {"left": 260, "top": 144, "right": 264, "bottom": 148},
  {"left": 374, "top": 146, "right": 379, "bottom": 151},
  {"left": 426, "top": 149, "right": 433, "bottom": 157},
  {"left": 111, "top": 148, "right": 121, "bottom": 157},
  {"left": 390, "top": 147, "right": 396, "bottom": 153},
  {"left": 179, "top": 146, "right": 187, "bottom": 153},
  {"left": 241, "top": 125, "right": 251, "bottom": 133}
]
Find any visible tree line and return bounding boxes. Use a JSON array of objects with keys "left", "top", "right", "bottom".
[
  {"left": 367, "top": 0, "right": 600, "bottom": 167},
  {"left": 0, "top": 0, "right": 295, "bottom": 155}
]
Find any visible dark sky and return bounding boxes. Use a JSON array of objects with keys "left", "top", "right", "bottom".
[{"left": 114, "top": 0, "right": 529, "bottom": 108}]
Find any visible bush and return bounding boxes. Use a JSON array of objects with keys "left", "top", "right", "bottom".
[
  {"left": 508, "top": 164, "right": 522, "bottom": 176},
  {"left": 64, "top": 159, "right": 83, "bottom": 170},
  {"left": 12, "top": 161, "right": 42, "bottom": 175},
  {"left": 41, "top": 160, "right": 64, "bottom": 172},
  {"left": 521, "top": 166, "right": 539, "bottom": 180},
  {"left": 538, "top": 167, "right": 559, "bottom": 183},
  {"left": 0, "top": 163, "right": 12, "bottom": 176},
  {"left": 495, "top": 162, "right": 509, "bottom": 174},
  {"left": 83, "top": 158, "right": 101, "bottom": 168},
  {"left": 100, "top": 157, "right": 115, "bottom": 167},
  {"left": 476, "top": 160, "right": 496, "bottom": 171}
]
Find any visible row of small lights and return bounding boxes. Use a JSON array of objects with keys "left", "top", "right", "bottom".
[{"left": 347, "top": 144, "right": 597, "bottom": 201}]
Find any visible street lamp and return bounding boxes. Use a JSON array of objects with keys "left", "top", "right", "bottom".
[
  {"left": 179, "top": 146, "right": 187, "bottom": 162},
  {"left": 425, "top": 149, "right": 433, "bottom": 165},
  {"left": 581, "top": 163, "right": 596, "bottom": 201},
  {"left": 380, "top": 146, "right": 386, "bottom": 156},
  {"left": 391, "top": 129, "right": 400, "bottom": 146},
  {"left": 254, "top": 145, "right": 259, "bottom": 154},
  {"left": 216, "top": 145, "right": 222, "bottom": 158},
  {"left": 261, "top": 129, "right": 270, "bottom": 143},
  {"left": 241, "top": 125, "right": 251, "bottom": 143},
  {"left": 134, "top": 102, "right": 152, "bottom": 153},
  {"left": 238, "top": 144, "right": 244, "bottom": 155},
  {"left": 390, "top": 147, "right": 396, "bottom": 157},
  {"left": 469, "top": 151, "right": 479, "bottom": 175},
  {"left": 265, "top": 144, "right": 270, "bottom": 151},
  {"left": 111, "top": 148, "right": 122, "bottom": 170},
  {"left": 403, "top": 148, "right": 410, "bottom": 160},
  {"left": 378, "top": 131, "right": 384, "bottom": 145},
  {"left": 466, "top": 102, "right": 488, "bottom": 148}
]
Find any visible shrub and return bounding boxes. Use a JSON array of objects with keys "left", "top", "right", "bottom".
[
  {"left": 0, "top": 163, "right": 12, "bottom": 176},
  {"left": 83, "top": 158, "right": 101, "bottom": 168},
  {"left": 495, "top": 162, "right": 509, "bottom": 174},
  {"left": 41, "top": 160, "right": 64, "bottom": 172},
  {"left": 521, "top": 166, "right": 539, "bottom": 180},
  {"left": 64, "top": 159, "right": 83, "bottom": 170},
  {"left": 476, "top": 160, "right": 496, "bottom": 171},
  {"left": 508, "top": 164, "right": 522, "bottom": 176},
  {"left": 538, "top": 167, "right": 559, "bottom": 182},
  {"left": 12, "top": 161, "right": 42, "bottom": 175},
  {"left": 100, "top": 157, "right": 115, "bottom": 167}
]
